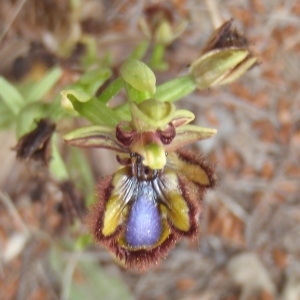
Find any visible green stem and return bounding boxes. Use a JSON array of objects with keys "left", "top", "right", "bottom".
[
  {"left": 150, "top": 43, "right": 168, "bottom": 70},
  {"left": 129, "top": 40, "right": 150, "bottom": 60}
]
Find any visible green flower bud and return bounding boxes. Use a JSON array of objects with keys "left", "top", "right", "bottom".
[
  {"left": 189, "top": 19, "right": 259, "bottom": 90},
  {"left": 121, "top": 59, "right": 156, "bottom": 94},
  {"left": 190, "top": 49, "right": 249, "bottom": 89},
  {"left": 139, "top": 4, "right": 187, "bottom": 46}
]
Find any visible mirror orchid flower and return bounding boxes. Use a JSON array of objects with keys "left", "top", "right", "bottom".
[{"left": 64, "top": 98, "right": 217, "bottom": 271}]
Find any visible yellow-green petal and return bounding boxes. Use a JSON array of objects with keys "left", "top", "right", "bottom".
[
  {"left": 167, "top": 152, "right": 211, "bottom": 186},
  {"left": 160, "top": 169, "right": 190, "bottom": 232}
]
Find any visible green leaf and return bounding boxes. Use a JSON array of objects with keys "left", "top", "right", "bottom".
[
  {"left": 48, "top": 95, "right": 66, "bottom": 122},
  {"left": 79, "top": 68, "right": 112, "bottom": 95},
  {"left": 24, "top": 67, "right": 62, "bottom": 103},
  {"left": 80, "top": 37, "right": 99, "bottom": 68},
  {"left": 68, "top": 147, "right": 95, "bottom": 196},
  {"left": 155, "top": 75, "right": 196, "bottom": 102},
  {"left": 69, "top": 260, "right": 134, "bottom": 300},
  {"left": 16, "top": 102, "right": 49, "bottom": 138},
  {"left": 0, "top": 77, "right": 25, "bottom": 115},
  {"left": 0, "top": 104, "right": 15, "bottom": 129},
  {"left": 50, "top": 133, "right": 69, "bottom": 181},
  {"left": 74, "top": 234, "right": 92, "bottom": 251}
]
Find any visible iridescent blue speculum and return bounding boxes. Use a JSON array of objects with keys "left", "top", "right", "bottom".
[{"left": 64, "top": 99, "right": 217, "bottom": 271}]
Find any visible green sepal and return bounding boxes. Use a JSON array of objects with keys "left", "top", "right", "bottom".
[
  {"left": 165, "top": 124, "right": 217, "bottom": 152},
  {"left": 218, "top": 55, "right": 258, "bottom": 85},
  {"left": 171, "top": 109, "right": 195, "bottom": 127}
]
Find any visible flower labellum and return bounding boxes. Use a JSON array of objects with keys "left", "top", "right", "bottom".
[{"left": 89, "top": 151, "right": 215, "bottom": 270}]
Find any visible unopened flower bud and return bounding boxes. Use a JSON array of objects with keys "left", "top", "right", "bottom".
[{"left": 190, "top": 19, "right": 259, "bottom": 89}]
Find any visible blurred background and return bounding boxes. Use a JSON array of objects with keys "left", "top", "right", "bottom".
[{"left": 0, "top": 0, "right": 300, "bottom": 299}]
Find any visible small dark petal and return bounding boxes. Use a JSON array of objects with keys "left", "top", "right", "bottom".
[
  {"left": 116, "top": 154, "right": 131, "bottom": 166},
  {"left": 157, "top": 122, "right": 176, "bottom": 145},
  {"left": 116, "top": 121, "right": 136, "bottom": 146}
]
